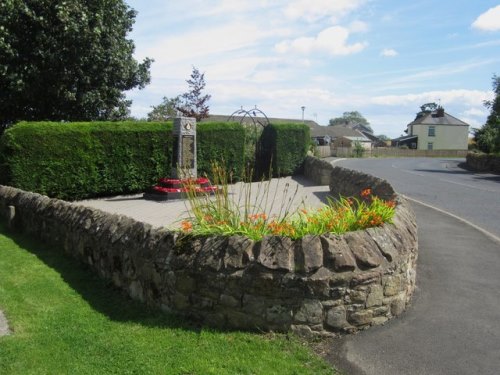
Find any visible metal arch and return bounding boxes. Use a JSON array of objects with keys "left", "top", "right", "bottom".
[{"left": 227, "top": 105, "right": 270, "bottom": 128}]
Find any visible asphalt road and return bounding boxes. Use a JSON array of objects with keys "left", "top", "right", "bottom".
[
  {"left": 334, "top": 157, "right": 500, "bottom": 239},
  {"left": 325, "top": 158, "right": 500, "bottom": 375}
]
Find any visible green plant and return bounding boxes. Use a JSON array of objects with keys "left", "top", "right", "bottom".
[
  {"left": 353, "top": 141, "right": 365, "bottom": 158},
  {"left": 0, "top": 224, "right": 335, "bottom": 374},
  {"left": 0, "top": 0, "right": 152, "bottom": 127},
  {"left": 257, "top": 123, "right": 310, "bottom": 178},
  {"left": 179, "top": 165, "right": 396, "bottom": 240},
  {"left": 197, "top": 122, "right": 246, "bottom": 180},
  {"left": 0, "top": 121, "right": 173, "bottom": 199}
]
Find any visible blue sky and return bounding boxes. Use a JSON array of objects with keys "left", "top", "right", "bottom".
[{"left": 125, "top": 0, "right": 500, "bottom": 138}]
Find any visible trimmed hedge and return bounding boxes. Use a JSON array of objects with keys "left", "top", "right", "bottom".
[
  {"left": 197, "top": 122, "right": 246, "bottom": 180},
  {"left": 257, "top": 123, "right": 310, "bottom": 177},
  {"left": 0, "top": 121, "right": 173, "bottom": 200}
]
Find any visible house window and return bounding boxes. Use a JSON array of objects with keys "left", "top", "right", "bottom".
[
  {"left": 428, "top": 126, "right": 435, "bottom": 137},
  {"left": 427, "top": 142, "right": 433, "bottom": 150}
]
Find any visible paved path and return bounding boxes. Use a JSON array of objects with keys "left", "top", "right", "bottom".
[
  {"left": 325, "top": 157, "right": 500, "bottom": 374},
  {"left": 0, "top": 310, "right": 10, "bottom": 336},
  {"left": 75, "top": 175, "right": 331, "bottom": 228},
  {"left": 326, "top": 201, "right": 500, "bottom": 375}
]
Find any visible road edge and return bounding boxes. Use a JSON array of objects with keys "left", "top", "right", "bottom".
[{"left": 404, "top": 195, "right": 500, "bottom": 245}]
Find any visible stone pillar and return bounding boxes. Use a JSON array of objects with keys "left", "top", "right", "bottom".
[{"left": 172, "top": 117, "right": 197, "bottom": 179}]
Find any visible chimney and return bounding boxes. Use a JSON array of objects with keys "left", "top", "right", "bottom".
[{"left": 437, "top": 107, "right": 445, "bottom": 117}]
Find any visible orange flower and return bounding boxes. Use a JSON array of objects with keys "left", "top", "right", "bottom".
[
  {"left": 385, "top": 200, "right": 396, "bottom": 208},
  {"left": 361, "top": 188, "right": 372, "bottom": 197},
  {"left": 181, "top": 220, "right": 193, "bottom": 232}
]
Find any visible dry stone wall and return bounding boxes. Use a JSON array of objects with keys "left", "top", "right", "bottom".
[
  {"left": 466, "top": 153, "right": 500, "bottom": 174},
  {"left": 0, "top": 159, "right": 417, "bottom": 337}
]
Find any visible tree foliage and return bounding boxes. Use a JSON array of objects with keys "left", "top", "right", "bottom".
[
  {"left": 329, "top": 111, "right": 372, "bottom": 132},
  {"left": 0, "top": 0, "right": 152, "bottom": 129},
  {"left": 419, "top": 102, "right": 438, "bottom": 113},
  {"left": 177, "top": 67, "right": 211, "bottom": 121},
  {"left": 147, "top": 96, "right": 181, "bottom": 121},
  {"left": 474, "top": 75, "right": 500, "bottom": 154}
]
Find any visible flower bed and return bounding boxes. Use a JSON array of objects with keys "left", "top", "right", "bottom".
[{"left": 143, "top": 177, "right": 217, "bottom": 201}]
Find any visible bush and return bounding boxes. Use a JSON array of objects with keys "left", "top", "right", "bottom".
[
  {"left": 197, "top": 122, "right": 246, "bottom": 180},
  {"left": 257, "top": 123, "right": 310, "bottom": 177},
  {"left": 0, "top": 121, "right": 173, "bottom": 200}
]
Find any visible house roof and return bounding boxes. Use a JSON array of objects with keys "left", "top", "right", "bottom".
[
  {"left": 342, "top": 136, "right": 371, "bottom": 142},
  {"left": 204, "top": 114, "right": 319, "bottom": 128},
  {"left": 392, "top": 135, "right": 418, "bottom": 142},
  {"left": 408, "top": 110, "right": 469, "bottom": 127},
  {"left": 307, "top": 123, "right": 366, "bottom": 139}
]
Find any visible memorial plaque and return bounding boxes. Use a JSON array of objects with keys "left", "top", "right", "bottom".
[
  {"left": 181, "top": 135, "right": 195, "bottom": 168},
  {"left": 172, "top": 117, "right": 197, "bottom": 178}
]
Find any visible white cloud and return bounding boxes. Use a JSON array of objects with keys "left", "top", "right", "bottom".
[
  {"left": 461, "top": 107, "right": 489, "bottom": 117},
  {"left": 284, "top": 0, "right": 365, "bottom": 22},
  {"left": 472, "top": 5, "right": 500, "bottom": 31},
  {"left": 380, "top": 48, "right": 398, "bottom": 57},
  {"left": 349, "top": 20, "right": 369, "bottom": 33},
  {"left": 371, "top": 89, "right": 493, "bottom": 107},
  {"left": 275, "top": 26, "right": 368, "bottom": 56}
]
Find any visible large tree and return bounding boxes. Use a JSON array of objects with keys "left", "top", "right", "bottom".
[
  {"left": 474, "top": 75, "right": 500, "bottom": 153},
  {"left": 0, "top": 0, "right": 152, "bottom": 128},
  {"left": 147, "top": 96, "right": 181, "bottom": 121},
  {"left": 177, "top": 67, "right": 211, "bottom": 121},
  {"left": 329, "top": 111, "right": 372, "bottom": 132}
]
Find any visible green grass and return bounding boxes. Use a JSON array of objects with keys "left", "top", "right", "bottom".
[{"left": 0, "top": 225, "right": 336, "bottom": 374}]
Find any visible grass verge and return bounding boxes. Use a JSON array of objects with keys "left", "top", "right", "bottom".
[{"left": 0, "top": 224, "right": 336, "bottom": 374}]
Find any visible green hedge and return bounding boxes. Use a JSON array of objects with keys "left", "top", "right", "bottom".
[
  {"left": 0, "top": 121, "right": 173, "bottom": 200},
  {"left": 257, "top": 123, "right": 310, "bottom": 177},
  {"left": 197, "top": 122, "right": 246, "bottom": 180}
]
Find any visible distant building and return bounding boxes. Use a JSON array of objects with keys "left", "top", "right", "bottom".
[{"left": 392, "top": 107, "right": 469, "bottom": 150}]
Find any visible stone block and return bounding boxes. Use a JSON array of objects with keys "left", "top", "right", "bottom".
[
  {"left": 219, "top": 294, "right": 240, "bottom": 308},
  {"left": 172, "top": 292, "right": 190, "bottom": 311},
  {"left": 351, "top": 271, "right": 382, "bottom": 287},
  {"left": 349, "top": 310, "right": 373, "bottom": 326},
  {"left": 366, "top": 285, "right": 384, "bottom": 307},
  {"left": 384, "top": 275, "right": 402, "bottom": 296},
  {"left": 294, "top": 299, "right": 324, "bottom": 324},
  {"left": 391, "top": 293, "right": 407, "bottom": 316},
  {"left": 348, "top": 289, "right": 367, "bottom": 304},
  {"left": 294, "top": 235, "right": 323, "bottom": 273},
  {"left": 366, "top": 227, "right": 397, "bottom": 262},
  {"left": 372, "top": 316, "right": 389, "bottom": 326},
  {"left": 326, "top": 306, "right": 348, "bottom": 329},
  {"left": 345, "top": 232, "right": 384, "bottom": 269},
  {"left": 321, "top": 234, "right": 356, "bottom": 272},
  {"left": 197, "top": 236, "right": 227, "bottom": 271},
  {"left": 307, "top": 267, "right": 334, "bottom": 297},
  {"left": 266, "top": 305, "right": 293, "bottom": 325},
  {"left": 258, "top": 236, "right": 294, "bottom": 272},
  {"left": 224, "top": 236, "right": 254, "bottom": 269}
]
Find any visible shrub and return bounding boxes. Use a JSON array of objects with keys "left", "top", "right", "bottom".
[
  {"left": 0, "top": 121, "right": 173, "bottom": 200},
  {"left": 257, "top": 123, "right": 310, "bottom": 177},
  {"left": 197, "top": 122, "right": 246, "bottom": 180}
]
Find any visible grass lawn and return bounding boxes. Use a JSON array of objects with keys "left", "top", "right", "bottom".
[{"left": 0, "top": 225, "right": 336, "bottom": 374}]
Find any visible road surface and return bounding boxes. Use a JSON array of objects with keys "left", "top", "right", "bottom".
[{"left": 324, "top": 158, "right": 500, "bottom": 375}]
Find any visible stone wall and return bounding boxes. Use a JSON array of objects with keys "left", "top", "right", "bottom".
[
  {"left": 303, "top": 155, "right": 335, "bottom": 185},
  {"left": 0, "top": 163, "right": 417, "bottom": 337},
  {"left": 466, "top": 153, "right": 500, "bottom": 174}
]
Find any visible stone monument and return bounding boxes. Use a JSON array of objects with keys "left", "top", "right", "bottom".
[{"left": 172, "top": 117, "right": 197, "bottom": 179}]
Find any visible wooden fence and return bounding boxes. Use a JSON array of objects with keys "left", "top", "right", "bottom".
[{"left": 326, "top": 146, "right": 468, "bottom": 158}]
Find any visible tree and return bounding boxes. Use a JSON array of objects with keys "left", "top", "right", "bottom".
[
  {"left": 329, "top": 111, "right": 372, "bottom": 132},
  {"left": 474, "top": 75, "right": 500, "bottom": 153},
  {"left": 147, "top": 96, "right": 181, "bottom": 121},
  {"left": 177, "top": 67, "right": 211, "bottom": 121},
  {"left": 419, "top": 102, "right": 438, "bottom": 113},
  {"left": 376, "top": 134, "right": 391, "bottom": 141},
  {"left": 0, "top": 0, "right": 152, "bottom": 129}
]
